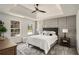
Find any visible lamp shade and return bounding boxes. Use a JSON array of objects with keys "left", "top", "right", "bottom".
[{"left": 62, "top": 29, "right": 68, "bottom": 33}]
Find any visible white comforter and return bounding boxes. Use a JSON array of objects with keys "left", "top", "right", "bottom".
[{"left": 27, "top": 34, "right": 58, "bottom": 54}]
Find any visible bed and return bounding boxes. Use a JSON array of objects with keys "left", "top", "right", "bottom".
[{"left": 27, "top": 28, "right": 58, "bottom": 54}]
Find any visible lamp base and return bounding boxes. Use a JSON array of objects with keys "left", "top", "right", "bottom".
[{"left": 64, "top": 33, "right": 66, "bottom": 38}]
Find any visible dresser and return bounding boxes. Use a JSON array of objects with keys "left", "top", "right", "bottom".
[{"left": 0, "top": 39, "right": 17, "bottom": 55}]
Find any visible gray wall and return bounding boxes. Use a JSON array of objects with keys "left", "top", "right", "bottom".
[{"left": 43, "top": 15, "right": 76, "bottom": 47}]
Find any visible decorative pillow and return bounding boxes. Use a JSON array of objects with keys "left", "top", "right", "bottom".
[
  {"left": 42, "top": 31, "right": 47, "bottom": 35},
  {"left": 42, "top": 31, "right": 56, "bottom": 36},
  {"left": 48, "top": 31, "right": 56, "bottom": 36},
  {"left": 49, "top": 34, "right": 52, "bottom": 36}
]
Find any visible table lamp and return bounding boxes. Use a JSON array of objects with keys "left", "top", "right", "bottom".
[{"left": 62, "top": 29, "right": 68, "bottom": 38}]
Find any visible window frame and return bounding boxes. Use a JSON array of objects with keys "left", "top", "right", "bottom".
[
  {"left": 27, "top": 23, "right": 33, "bottom": 35},
  {"left": 10, "top": 20, "right": 20, "bottom": 37}
]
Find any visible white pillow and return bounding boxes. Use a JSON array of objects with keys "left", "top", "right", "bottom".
[
  {"left": 47, "top": 31, "right": 56, "bottom": 36},
  {"left": 42, "top": 31, "right": 48, "bottom": 35}
]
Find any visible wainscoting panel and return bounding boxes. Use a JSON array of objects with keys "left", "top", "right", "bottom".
[
  {"left": 58, "top": 17, "right": 67, "bottom": 28},
  {"left": 67, "top": 16, "right": 76, "bottom": 28},
  {"left": 44, "top": 18, "right": 58, "bottom": 27},
  {"left": 43, "top": 15, "right": 76, "bottom": 47}
]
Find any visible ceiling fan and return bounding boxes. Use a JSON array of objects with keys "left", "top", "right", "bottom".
[{"left": 32, "top": 4, "right": 46, "bottom": 13}]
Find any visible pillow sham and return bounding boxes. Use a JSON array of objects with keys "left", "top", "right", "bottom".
[
  {"left": 47, "top": 31, "right": 56, "bottom": 36},
  {"left": 42, "top": 31, "right": 48, "bottom": 35},
  {"left": 41, "top": 31, "right": 56, "bottom": 36},
  {"left": 49, "top": 33, "right": 53, "bottom": 36}
]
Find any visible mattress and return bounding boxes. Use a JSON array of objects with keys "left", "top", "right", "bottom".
[{"left": 27, "top": 34, "right": 58, "bottom": 54}]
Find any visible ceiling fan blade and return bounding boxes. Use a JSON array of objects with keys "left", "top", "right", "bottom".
[
  {"left": 38, "top": 10, "right": 46, "bottom": 13},
  {"left": 32, "top": 4, "right": 46, "bottom": 13},
  {"left": 32, "top": 10, "right": 36, "bottom": 13},
  {"left": 35, "top": 7, "right": 39, "bottom": 10}
]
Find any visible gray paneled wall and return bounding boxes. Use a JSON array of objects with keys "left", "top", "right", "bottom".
[{"left": 43, "top": 15, "right": 76, "bottom": 47}]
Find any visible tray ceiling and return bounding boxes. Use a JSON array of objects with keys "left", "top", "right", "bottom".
[{"left": 0, "top": 4, "right": 79, "bottom": 20}]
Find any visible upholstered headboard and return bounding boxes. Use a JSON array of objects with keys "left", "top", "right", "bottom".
[{"left": 43, "top": 28, "right": 58, "bottom": 35}]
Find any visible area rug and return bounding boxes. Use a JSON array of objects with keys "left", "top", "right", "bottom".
[
  {"left": 17, "top": 43, "right": 44, "bottom": 55},
  {"left": 17, "top": 43, "right": 77, "bottom": 55}
]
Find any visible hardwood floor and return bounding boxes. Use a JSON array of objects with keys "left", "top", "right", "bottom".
[
  {"left": 48, "top": 45, "right": 78, "bottom": 55},
  {"left": 17, "top": 43, "right": 78, "bottom": 55}
]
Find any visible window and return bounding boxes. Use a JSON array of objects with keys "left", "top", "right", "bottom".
[
  {"left": 28, "top": 24, "right": 33, "bottom": 35},
  {"left": 11, "top": 21, "right": 20, "bottom": 37}
]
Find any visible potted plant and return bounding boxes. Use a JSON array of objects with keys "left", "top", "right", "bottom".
[{"left": 0, "top": 21, "right": 7, "bottom": 40}]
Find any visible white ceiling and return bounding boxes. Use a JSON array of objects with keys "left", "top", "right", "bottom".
[
  {"left": 0, "top": 4, "right": 79, "bottom": 21},
  {"left": 22, "top": 4, "right": 79, "bottom": 20},
  {"left": 22, "top": 4, "right": 63, "bottom": 20}
]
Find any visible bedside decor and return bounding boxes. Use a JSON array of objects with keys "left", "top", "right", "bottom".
[
  {"left": 62, "top": 29, "right": 68, "bottom": 38},
  {"left": 59, "top": 28, "right": 70, "bottom": 47}
]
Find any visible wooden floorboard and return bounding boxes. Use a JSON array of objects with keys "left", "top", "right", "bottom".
[
  {"left": 17, "top": 43, "right": 78, "bottom": 55},
  {"left": 48, "top": 44, "right": 78, "bottom": 55}
]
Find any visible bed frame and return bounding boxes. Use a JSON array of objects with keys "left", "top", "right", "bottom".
[
  {"left": 28, "top": 28, "right": 59, "bottom": 54},
  {"left": 43, "top": 28, "right": 58, "bottom": 54},
  {"left": 43, "top": 28, "right": 58, "bottom": 36}
]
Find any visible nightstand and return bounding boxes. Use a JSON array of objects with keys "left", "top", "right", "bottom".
[{"left": 59, "top": 37, "right": 70, "bottom": 47}]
